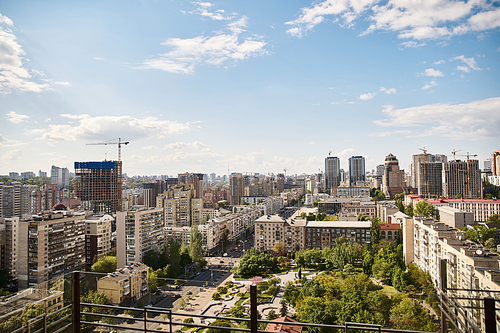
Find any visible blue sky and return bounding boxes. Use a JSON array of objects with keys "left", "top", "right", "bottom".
[{"left": 1, "top": 0, "right": 499, "bottom": 177}]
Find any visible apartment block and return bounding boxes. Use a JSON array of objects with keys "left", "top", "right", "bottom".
[
  {"left": 417, "top": 162, "right": 443, "bottom": 197},
  {"left": 0, "top": 182, "right": 21, "bottom": 218},
  {"left": 348, "top": 156, "right": 365, "bottom": 185},
  {"left": 74, "top": 161, "right": 122, "bottom": 214},
  {"left": 18, "top": 211, "right": 86, "bottom": 289},
  {"left": 31, "top": 184, "right": 60, "bottom": 214},
  {"left": 178, "top": 173, "right": 204, "bottom": 198},
  {"left": 0, "top": 217, "right": 19, "bottom": 281},
  {"left": 50, "top": 166, "right": 69, "bottom": 189},
  {"left": 116, "top": 207, "right": 165, "bottom": 269},
  {"left": 382, "top": 153, "right": 405, "bottom": 199},
  {"left": 405, "top": 195, "right": 500, "bottom": 222},
  {"left": 85, "top": 214, "right": 113, "bottom": 269},
  {"left": 254, "top": 215, "right": 371, "bottom": 253},
  {"left": 336, "top": 187, "right": 370, "bottom": 197},
  {"left": 157, "top": 184, "right": 203, "bottom": 227},
  {"left": 229, "top": 173, "right": 244, "bottom": 206},
  {"left": 97, "top": 263, "right": 149, "bottom": 305},
  {"left": 442, "top": 159, "right": 482, "bottom": 199}
]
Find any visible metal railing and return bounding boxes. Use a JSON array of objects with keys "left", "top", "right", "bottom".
[{"left": 5, "top": 267, "right": 499, "bottom": 333}]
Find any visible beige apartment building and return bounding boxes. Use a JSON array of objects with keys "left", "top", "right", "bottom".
[
  {"left": 157, "top": 184, "right": 203, "bottom": 227},
  {"left": 18, "top": 211, "right": 86, "bottom": 289},
  {"left": 0, "top": 217, "right": 19, "bottom": 281},
  {"left": 97, "top": 263, "right": 149, "bottom": 304},
  {"left": 85, "top": 214, "right": 113, "bottom": 269},
  {"left": 116, "top": 207, "right": 165, "bottom": 269}
]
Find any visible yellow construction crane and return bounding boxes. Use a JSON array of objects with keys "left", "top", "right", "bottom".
[
  {"left": 329, "top": 150, "right": 332, "bottom": 156},
  {"left": 86, "top": 138, "right": 129, "bottom": 161},
  {"left": 419, "top": 147, "right": 429, "bottom": 197}
]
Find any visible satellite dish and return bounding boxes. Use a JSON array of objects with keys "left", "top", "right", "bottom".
[{"left": 476, "top": 249, "right": 483, "bottom": 255}]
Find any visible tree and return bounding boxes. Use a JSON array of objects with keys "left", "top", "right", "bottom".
[
  {"left": 207, "top": 319, "right": 233, "bottom": 333},
  {"left": 273, "top": 241, "right": 285, "bottom": 254},
  {"left": 389, "top": 296, "right": 436, "bottom": 331},
  {"left": 464, "top": 226, "right": 497, "bottom": 246},
  {"left": 371, "top": 217, "right": 381, "bottom": 246},
  {"left": 395, "top": 199, "right": 405, "bottom": 213},
  {"left": 266, "top": 310, "right": 277, "bottom": 320},
  {"left": 91, "top": 256, "right": 117, "bottom": 273},
  {"left": 405, "top": 204, "right": 414, "bottom": 217},
  {"left": 168, "top": 239, "right": 182, "bottom": 277},
  {"left": 414, "top": 201, "right": 436, "bottom": 218},
  {"left": 487, "top": 214, "right": 500, "bottom": 224},
  {"left": 485, "top": 238, "right": 497, "bottom": 251},
  {"left": 189, "top": 224, "right": 203, "bottom": 263},
  {"left": 358, "top": 213, "right": 369, "bottom": 221}
]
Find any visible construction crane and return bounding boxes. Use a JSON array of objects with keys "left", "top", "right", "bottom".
[
  {"left": 451, "top": 149, "right": 462, "bottom": 161},
  {"left": 283, "top": 168, "right": 288, "bottom": 179},
  {"left": 419, "top": 147, "right": 429, "bottom": 197},
  {"left": 86, "top": 138, "right": 129, "bottom": 161},
  {"left": 329, "top": 151, "right": 332, "bottom": 156}
]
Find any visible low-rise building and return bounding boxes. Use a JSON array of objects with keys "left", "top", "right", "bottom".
[{"left": 97, "top": 263, "right": 149, "bottom": 305}]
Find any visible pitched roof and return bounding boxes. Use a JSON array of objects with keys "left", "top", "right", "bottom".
[{"left": 265, "top": 316, "right": 302, "bottom": 333}]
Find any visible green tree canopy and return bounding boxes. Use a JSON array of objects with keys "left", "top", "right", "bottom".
[
  {"left": 464, "top": 226, "right": 496, "bottom": 246},
  {"left": 414, "top": 201, "right": 436, "bottom": 218},
  {"left": 91, "top": 256, "right": 117, "bottom": 273},
  {"left": 189, "top": 224, "right": 203, "bottom": 263},
  {"left": 487, "top": 214, "right": 500, "bottom": 224}
]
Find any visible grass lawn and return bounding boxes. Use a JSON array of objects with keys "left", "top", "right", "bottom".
[{"left": 380, "top": 285, "right": 399, "bottom": 296}]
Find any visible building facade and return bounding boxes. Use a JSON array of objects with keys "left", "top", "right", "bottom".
[
  {"left": 116, "top": 207, "right": 165, "bottom": 269},
  {"left": 442, "top": 159, "right": 482, "bottom": 199},
  {"left": 74, "top": 161, "right": 122, "bottom": 214},
  {"left": 85, "top": 214, "right": 113, "bottom": 269},
  {"left": 348, "top": 156, "right": 365, "bottom": 185},
  {"left": 229, "top": 173, "right": 244, "bottom": 206},
  {"left": 325, "top": 156, "right": 341, "bottom": 193},
  {"left": 382, "top": 153, "right": 405, "bottom": 199}
]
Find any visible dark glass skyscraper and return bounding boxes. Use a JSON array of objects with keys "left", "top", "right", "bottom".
[
  {"left": 325, "top": 156, "right": 340, "bottom": 192},
  {"left": 349, "top": 156, "right": 365, "bottom": 185}
]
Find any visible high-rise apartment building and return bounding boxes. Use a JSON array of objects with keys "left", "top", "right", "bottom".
[
  {"left": 443, "top": 159, "right": 482, "bottom": 199},
  {"left": 116, "top": 207, "right": 165, "bottom": 269},
  {"left": 74, "top": 161, "right": 122, "bottom": 214},
  {"left": 32, "top": 184, "right": 60, "bottom": 214},
  {"left": 349, "top": 156, "right": 365, "bottom": 185},
  {"left": 229, "top": 173, "right": 244, "bottom": 206},
  {"left": 0, "top": 182, "right": 21, "bottom": 218},
  {"left": 85, "top": 214, "right": 113, "bottom": 269},
  {"left": 492, "top": 150, "right": 500, "bottom": 176},
  {"left": 325, "top": 156, "right": 340, "bottom": 193},
  {"left": 157, "top": 184, "right": 203, "bottom": 227},
  {"left": 411, "top": 153, "right": 447, "bottom": 188},
  {"left": 178, "top": 173, "right": 204, "bottom": 198},
  {"left": 382, "top": 153, "right": 405, "bottom": 199},
  {"left": 0, "top": 217, "right": 19, "bottom": 281},
  {"left": 276, "top": 174, "right": 285, "bottom": 193},
  {"left": 50, "top": 166, "right": 69, "bottom": 189},
  {"left": 143, "top": 180, "right": 168, "bottom": 208},
  {"left": 417, "top": 162, "right": 443, "bottom": 197},
  {"left": 18, "top": 211, "right": 86, "bottom": 289}
]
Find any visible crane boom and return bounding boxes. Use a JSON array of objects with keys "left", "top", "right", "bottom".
[{"left": 86, "top": 138, "right": 129, "bottom": 161}]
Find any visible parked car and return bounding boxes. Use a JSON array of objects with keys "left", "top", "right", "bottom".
[
  {"left": 186, "top": 291, "right": 193, "bottom": 295},
  {"left": 126, "top": 319, "right": 135, "bottom": 324}
]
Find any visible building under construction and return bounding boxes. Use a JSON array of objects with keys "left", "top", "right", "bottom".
[
  {"left": 443, "top": 159, "right": 482, "bottom": 199},
  {"left": 74, "top": 161, "right": 122, "bottom": 213}
]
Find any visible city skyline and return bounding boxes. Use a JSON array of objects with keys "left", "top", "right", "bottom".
[{"left": 1, "top": 1, "right": 499, "bottom": 176}]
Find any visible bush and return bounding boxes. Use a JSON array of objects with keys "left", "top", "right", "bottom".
[
  {"left": 217, "top": 286, "right": 228, "bottom": 294},
  {"left": 184, "top": 318, "right": 194, "bottom": 324},
  {"left": 212, "top": 292, "right": 221, "bottom": 300}
]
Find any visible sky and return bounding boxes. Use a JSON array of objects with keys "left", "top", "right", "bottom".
[{"left": 0, "top": 0, "right": 499, "bottom": 177}]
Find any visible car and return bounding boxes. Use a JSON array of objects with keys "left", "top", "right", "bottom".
[
  {"left": 175, "top": 293, "right": 181, "bottom": 297},
  {"left": 163, "top": 293, "right": 168, "bottom": 298},
  {"left": 220, "top": 260, "right": 224, "bottom": 263},
  {"left": 126, "top": 319, "right": 135, "bottom": 324},
  {"left": 186, "top": 291, "right": 193, "bottom": 295},
  {"left": 145, "top": 304, "right": 153, "bottom": 308}
]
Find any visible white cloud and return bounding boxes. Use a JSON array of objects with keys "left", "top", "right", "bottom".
[
  {"left": 6, "top": 111, "right": 30, "bottom": 123},
  {"left": 359, "top": 92, "right": 376, "bottom": 100},
  {"left": 94, "top": 57, "right": 104, "bottom": 60},
  {"left": 434, "top": 60, "right": 445, "bottom": 64},
  {"left": 140, "top": 16, "right": 266, "bottom": 74},
  {"left": 451, "top": 55, "right": 482, "bottom": 73},
  {"left": 335, "top": 148, "right": 355, "bottom": 159},
  {"left": 2, "top": 149, "right": 22, "bottom": 160},
  {"left": 55, "top": 81, "right": 71, "bottom": 86},
  {"left": 421, "top": 68, "right": 444, "bottom": 77},
  {"left": 163, "top": 141, "right": 210, "bottom": 152},
  {"left": 30, "top": 114, "right": 192, "bottom": 141},
  {"left": 369, "top": 130, "right": 411, "bottom": 137},
  {"left": 373, "top": 96, "right": 500, "bottom": 140},
  {"left": 0, "top": 134, "right": 25, "bottom": 147},
  {"left": 308, "top": 141, "right": 316, "bottom": 145},
  {"left": 141, "top": 146, "right": 156, "bottom": 150},
  {"left": 422, "top": 80, "right": 437, "bottom": 89},
  {"left": 184, "top": 2, "right": 234, "bottom": 21},
  {"left": 380, "top": 87, "right": 396, "bottom": 94},
  {"left": 285, "top": 1, "right": 499, "bottom": 41},
  {"left": 399, "top": 41, "right": 426, "bottom": 48},
  {"left": 0, "top": 15, "right": 51, "bottom": 93}
]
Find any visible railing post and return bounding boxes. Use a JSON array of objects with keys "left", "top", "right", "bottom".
[
  {"left": 144, "top": 308, "right": 148, "bottom": 333},
  {"left": 439, "top": 259, "right": 447, "bottom": 333},
  {"left": 72, "top": 272, "right": 81, "bottom": 333},
  {"left": 484, "top": 296, "right": 496, "bottom": 333},
  {"left": 44, "top": 309, "right": 47, "bottom": 333},
  {"left": 169, "top": 309, "right": 172, "bottom": 333},
  {"left": 250, "top": 284, "right": 258, "bottom": 333}
]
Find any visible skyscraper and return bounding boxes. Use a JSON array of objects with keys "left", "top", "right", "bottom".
[
  {"left": 74, "top": 161, "right": 122, "bottom": 214},
  {"left": 411, "top": 153, "right": 447, "bottom": 188},
  {"left": 325, "top": 156, "right": 340, "bottom": 193},
  {"left": 443, "top": 159, "right": 482, "bottom": 199},
  {"left": 349, "top": 156, "right": 365, "bottom": 185},
  {"left": 382, "top": 153, "right": 405, "bottom": 199},
  {"left": 229, "top": 173, "right": 244, "bottom": 205},
  {"left": 417, "top": 162, "right": 443, "bottom": 197},
  {"left": 492, "top": 150, "right": 500, "bottom": 176},
  {"left": 51, "top": 165, "right": 69, "bottom": 189}
]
